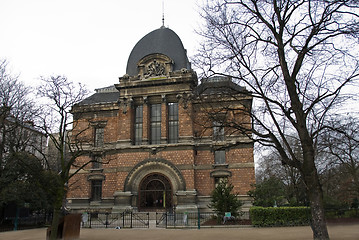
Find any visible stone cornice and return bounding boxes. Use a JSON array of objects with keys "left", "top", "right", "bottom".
[
  {"left": 77, "top": 137, "right": 253, "bottom": 154},
  {"left": 70, "top": 162, "right": 255, "bottom": 175},
  {"left": 72, "top": 102, "right": 119, "bottom": 113}
]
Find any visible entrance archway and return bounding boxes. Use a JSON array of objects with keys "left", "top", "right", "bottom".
[{"left": 139, "top": 173, "right": 172, "bottom": 211}]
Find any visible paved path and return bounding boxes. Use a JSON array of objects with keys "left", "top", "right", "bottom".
[{"left": 0, "top": 224, "right": 358, "bottom": 240}]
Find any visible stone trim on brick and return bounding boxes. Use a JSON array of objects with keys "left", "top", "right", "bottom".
[
  {"left": 87, "top": 173, "right": 105, "bottom": 181},
  {"left": 124, "top": 158, "right": 186, "bottom": 192},
  {"left": 210, "top": 169, "right": 232, "bottom": 178}
]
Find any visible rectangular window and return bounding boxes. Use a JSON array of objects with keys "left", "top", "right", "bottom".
[
  {"left": 94, "top": 127, "right": 104, "bottom": 147},
  {"left": 134, "top": 105, "right": 143, "bottom": 145},
  {"left": 150, "top": 104, "right": 161, "bottom": 144},
  {"left": 214, "top": 150, "right": 226, "bottom": 164},
  {"left": 168, "top": 102, "right": 179, "bottom": 143},
  {"left": 91, "top": 180, "right": 102, "bottom": 201},
  {"left": 213, "top": 121, "right": 224, "bottom": 141}
]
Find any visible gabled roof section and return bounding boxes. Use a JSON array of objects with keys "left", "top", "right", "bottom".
[
  {"left": 195, "top": 76, "right": 247, "bottom": 95},
  {"left": 77, "top": 86, "right": 119, "bottom": 105}
]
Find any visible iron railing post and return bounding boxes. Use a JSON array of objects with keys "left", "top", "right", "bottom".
[
  {"left": 105, "top": 213, "right": 108, "bottom": 228},
  {"left": 174, "top": 210, "right": 176, "bottom": 228},
  {"left": 165, "top": 212, "right": 167, "bottom": 229},
  {"left": 197, "top": 208, "right": 200, "bottom": 229},
  {"left": 13, "top": 206, "right": 19, "bottom": 231},
  {"left": 155, "top": 212, "right": 158, "bottom": 227},
  {"left": 90, "top": 213, "right": 92, "bottom": 228},
  {"left": 130, "top": 212, "right": 133, "bottom": 228}
]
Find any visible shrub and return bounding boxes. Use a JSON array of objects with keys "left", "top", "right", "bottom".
[
  {"left": 250, "top": 207, "right": 311, "bottom": 227},
  {"left": 208, "top": 179, "right": 243, "bottom": 220}
]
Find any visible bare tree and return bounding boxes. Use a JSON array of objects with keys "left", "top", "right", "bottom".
[
  {"left": 320, "top": 116, "right": 359, "bottom": 204},
  {"left": 256, "top": 145, "right": 307, "bottom": 206},
  {"left": 0, "top": 59, "right": 43, "bottom": 172},
  {"left": 37, "top": 76, "right": 90, "bottom": 240},
  {"left": 195, "top": 1, "right": 359, "bottom": 239},
  {"left": 0, "top": 60, "right": 37, "bottom": 161},
  {"left": 0, "top": 59, "right": 50, "bottom": 226}
]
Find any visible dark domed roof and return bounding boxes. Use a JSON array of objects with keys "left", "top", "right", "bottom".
[{"left": 126, "top": 27, "right": 191, "bottom": 76}]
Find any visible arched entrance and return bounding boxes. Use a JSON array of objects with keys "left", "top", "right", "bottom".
[{"left": 139, "top": 173, "right": 172, "bottom": 211}]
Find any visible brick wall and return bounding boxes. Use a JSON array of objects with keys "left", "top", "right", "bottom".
[
  {"left": 68, "top": 87, "right": 255, "bottom": 208},
  {"left": 118, "top": 108, "right": 133, "bottom": 141},
  {"left": 178, "top": 103, "right": 194, "bottom": 137},
  {"left": 195, "top": 169, "right": 214, "bottom": 195}
]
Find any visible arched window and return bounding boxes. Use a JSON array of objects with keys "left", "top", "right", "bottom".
[{"left": 139, "top": 173, "right": 172, "bottom": 210}]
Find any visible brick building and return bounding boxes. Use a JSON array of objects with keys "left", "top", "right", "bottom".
[{"left": 67, "top": 26, "right": 255, "bottom": 213}]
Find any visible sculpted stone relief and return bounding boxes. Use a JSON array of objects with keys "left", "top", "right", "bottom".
[
  {"left": 137, "top": 54, "right": 173, "bottom": 79},
  {"left": 145, "top": 60, "right": 166, "bottom": 77}
]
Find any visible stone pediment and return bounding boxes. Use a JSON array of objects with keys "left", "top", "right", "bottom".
[{"left": 137, "top": 54, "right": 173, "bottom": 79}]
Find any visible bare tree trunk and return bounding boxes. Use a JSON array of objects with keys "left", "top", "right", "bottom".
[
  {"left": 49, "top": 208, "right": 61, "bottom": 240},
  {"left": 49, "top": 187, "right": 65, "bottom": 240},
  {"left": 305, "top": 172, "right": 329, "bottom": 240},
  {"left": 301, "top": 140, "right": 329, "bottom": 240}
]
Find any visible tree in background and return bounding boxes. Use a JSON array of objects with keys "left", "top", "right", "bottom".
[
  {"left": 319, "top": 116, "right": 359, "bottom": 208},
  {"left": 37, "top": 76, "right": 90, "bottom": 240},
  {"left": 248, "top": 177, "right": 286, "bottom": 207},
  {"left": 254, "top": 116, "right": 359, "bottom": 209},
  {"left": 0, "top": 59, "right": 50, "bottom": 222},
  {"left": 252, "top": 150, "right": 304, "bottom": 207},
  {"left": 0, "top": 152, "right": 60, "bottom": 215},
  {"left": 256, "top": 143, "right": 308, "bottom": 207},
  {"left": 0, "top": 59, "right": 41, "bottom": 169},
  {"left": 196, "top": 1, "right": 359, "bottom": 239}
]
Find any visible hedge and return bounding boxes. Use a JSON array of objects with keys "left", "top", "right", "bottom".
[{"left": 250, "top": 207, "right": 311, "bottom": 227}]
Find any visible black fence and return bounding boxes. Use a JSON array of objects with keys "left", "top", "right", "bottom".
[
  {"left": 156, "top": 211, "right": 250, "bottom": 229},
  {"left": 325, "top": 208, "right": 359, "bottom": 219},
  {"left": 0, "top": 213, "right": 51, "bottom": 232},
  {"left": 82, "top": 212, "right": 149, "bottom": 229}
]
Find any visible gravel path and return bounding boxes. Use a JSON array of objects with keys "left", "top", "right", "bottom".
[{"left": 0, "top": 224, "right": 358, "bottom": 240}]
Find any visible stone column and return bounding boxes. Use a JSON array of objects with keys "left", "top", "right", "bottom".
[
  {"left": 175, "top": 190, "right": 198, "bottom": 213},
  {"left": 112, "top": 191, "right": 133, "bottom": 213}
]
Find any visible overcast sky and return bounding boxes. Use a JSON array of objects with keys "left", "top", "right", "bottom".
[{"left": 0, "top": 0, "right": 202, "bottom": 92}]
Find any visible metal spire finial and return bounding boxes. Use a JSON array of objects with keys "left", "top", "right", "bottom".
[{"left": 162, "top": 0, "right": 165, "bottom": 27}]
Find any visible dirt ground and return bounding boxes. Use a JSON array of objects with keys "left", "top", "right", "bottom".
[{"left": 0, "top": 223, "right": 358, "bottom": 240}]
